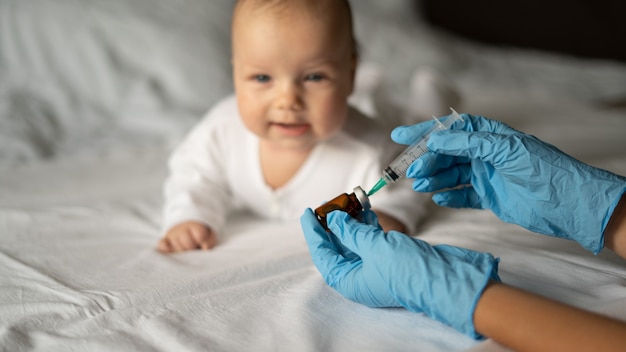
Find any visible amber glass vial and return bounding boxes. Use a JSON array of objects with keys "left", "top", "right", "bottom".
[{"left": 315, "top": 186, "right": 371, "bottom": 231}]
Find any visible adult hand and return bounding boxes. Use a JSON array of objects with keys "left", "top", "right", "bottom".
[
  {"left": 391, "top": 114, "right": 626, "bottom": 254},
  {"left": 300, "top": 208, "right": 500, "bottom": 338}
]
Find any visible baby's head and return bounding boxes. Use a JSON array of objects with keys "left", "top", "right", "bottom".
[{"left": 231, "top": 0, "right": 358, "bottom": 152}]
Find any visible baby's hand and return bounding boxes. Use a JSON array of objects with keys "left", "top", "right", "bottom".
[{"left": 157, "top": 221, "right": 217, "bottom": 253}]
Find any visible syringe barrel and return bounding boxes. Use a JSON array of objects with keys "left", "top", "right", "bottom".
[
  {"left": 383, "top": 109, "right": 463, "bottom": 183},
  {"left": 384, "top": 140, "right": 429, "bottom": 182},
  {"left": 382, "top": 166, "right": 400, "bottom": 183}
]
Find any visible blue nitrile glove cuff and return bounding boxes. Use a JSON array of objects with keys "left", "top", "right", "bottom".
[
  {"left": 397, "top": 243, "right": 501, "bottom": 339},
  {"left": 601, "top": 186, "right": 626, "bottom": 246}
]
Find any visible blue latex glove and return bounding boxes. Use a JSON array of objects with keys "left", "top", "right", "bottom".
[
  {"left": 392, "top": 114, "right": 626, "bottom": 254},
  {"left": 300, "top": 208, "right": 500, "bottom": 339}
]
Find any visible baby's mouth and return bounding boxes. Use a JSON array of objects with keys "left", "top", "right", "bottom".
[{"left": 272, "top": 122, "right": 311, "bottom": 136}]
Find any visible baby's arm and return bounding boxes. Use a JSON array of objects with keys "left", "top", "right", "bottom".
[
  {"left": 158, "top": 221, "right": 217, "bottom": 253},
  {"left": 373, "top": 209, "right": 407, "bottom": 233},
  {"left": 160, "top": 97, "right": 238, "bottom": 253}
]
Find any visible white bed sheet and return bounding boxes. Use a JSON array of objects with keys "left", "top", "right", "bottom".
[{"left": 2, "top": 0, "right": 626, "bottom": 351}]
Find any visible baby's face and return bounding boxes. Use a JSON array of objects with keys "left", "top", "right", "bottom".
[{"left": 232, "top": 4, "right": 356, "bottom": 153}]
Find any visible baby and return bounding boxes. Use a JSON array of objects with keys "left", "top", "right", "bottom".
[{"left": 158, "top": 0, "right": 426, "bottom": 252}]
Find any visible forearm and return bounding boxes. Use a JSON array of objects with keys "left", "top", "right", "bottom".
[
  {"left": 373, "top": 209, "right": 407, "bottom": 233},
  {"left": 474, "top": 282, "right": 626, "bottom": 352},
  {"left": 604, "top": 193, "right": 626, "bottom": 258},
  {"left": 162, "top": 173, "right": 231, "bottom": 234}
]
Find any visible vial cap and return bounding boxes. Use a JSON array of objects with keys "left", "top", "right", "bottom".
[{"left": 353, "top": 186, "right": 371, "bottom": 211}]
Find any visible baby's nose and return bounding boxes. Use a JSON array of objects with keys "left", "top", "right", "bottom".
[{"left": 275, "top": 82, "right": 303, "bottom": 110}]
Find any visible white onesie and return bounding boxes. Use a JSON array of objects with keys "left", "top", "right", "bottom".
[{"left": 162, "top": 95, "right": 426, "bottom": 236}]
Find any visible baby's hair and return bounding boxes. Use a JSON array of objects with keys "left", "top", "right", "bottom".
[{"left": 233, "top": 0, "right": 358, "bottom": 58}]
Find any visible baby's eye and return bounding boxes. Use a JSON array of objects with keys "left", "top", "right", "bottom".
[
  {"left": 254, "top": 74, "right": 271, "bottom": 83},
  {"left": 305, "top": 73, "right": 325, "bottom": 82}
]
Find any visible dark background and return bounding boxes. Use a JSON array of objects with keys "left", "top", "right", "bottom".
[{"left": 419, "top": 0, "right": 626, "bottom": 62}]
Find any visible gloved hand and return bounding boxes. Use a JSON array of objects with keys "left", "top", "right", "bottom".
[
  {"left": 391, "top": 114, "right": 626, "bottom": 254},
  {"left": 300, "top": 208, "right": 500, "bottom": 339}
]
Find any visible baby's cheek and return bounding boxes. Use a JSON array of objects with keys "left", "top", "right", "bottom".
[
  {"left": 238, "top": 106, "right": 267, "bottom": 136},
  {"left": 317, "top": 96, "right": 347, "bottom": 126}
]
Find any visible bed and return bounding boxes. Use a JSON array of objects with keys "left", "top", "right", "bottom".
[{"left": 2, "top": 1, "right": 626, "bottom": 351}]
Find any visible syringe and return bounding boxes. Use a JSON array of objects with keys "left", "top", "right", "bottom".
[{"left": 368, "top": 108, "right": 464, "bottom": 196}]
